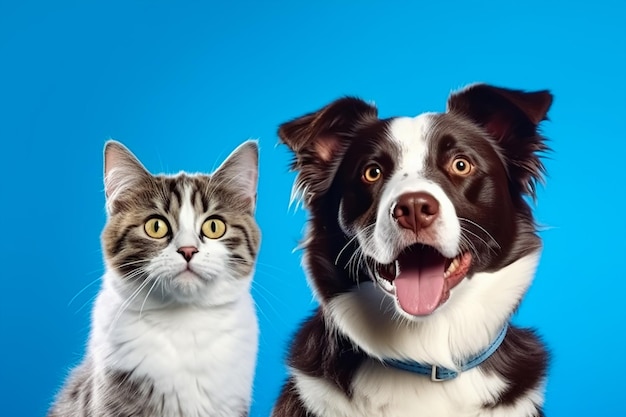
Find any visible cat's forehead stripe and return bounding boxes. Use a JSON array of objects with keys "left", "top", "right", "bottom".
[{"left": 190, "top": 185, "right": 205, "bottom": 214}]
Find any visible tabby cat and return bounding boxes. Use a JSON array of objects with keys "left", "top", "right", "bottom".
[{"left": 48, "top": 140, "right": 261, "bottom": 417}]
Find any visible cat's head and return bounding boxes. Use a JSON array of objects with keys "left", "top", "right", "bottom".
[{"left": 101, "top": 140, "right": 260, "bottom": 307}]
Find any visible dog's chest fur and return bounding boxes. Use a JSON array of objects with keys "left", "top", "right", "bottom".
[
  {"left": 293, "top": 364, "right": 541, "bottom": 417},
  {"left": 282, "top": 254, "right": 545, "bottom": 417}
]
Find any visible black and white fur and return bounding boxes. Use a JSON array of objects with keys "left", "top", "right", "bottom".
[{"left": 272, "top": 84, "right": 553, "bottom": 417}]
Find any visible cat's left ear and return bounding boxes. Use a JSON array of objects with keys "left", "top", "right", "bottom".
[
  {"left": 212, "top": 140, "right": 259, "bottom": 212},
  {"left": 104, "top": 140, "right": 151, "bottom": 211}
]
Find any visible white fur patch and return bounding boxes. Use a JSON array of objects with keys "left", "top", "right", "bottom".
[
  {"left": 293, "top": 363, "right": 543, "bottom": 417},
  {"left": 327, "top": 252, "right": 540, "bottom": 367},
  {"left": 90, "top": 271, "right": 258, "bottom": 417}
]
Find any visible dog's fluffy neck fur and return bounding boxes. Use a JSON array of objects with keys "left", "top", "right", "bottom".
[{"left": 325, "top": 250, "right": 540, "bottom": 369}]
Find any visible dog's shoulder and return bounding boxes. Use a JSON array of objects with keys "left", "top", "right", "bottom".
[
  {"left": 287, "top": 307, "right": 366, "bottom": 396},
  {"left": 483, "top": 325, "right": 549, "bottom": 407}
]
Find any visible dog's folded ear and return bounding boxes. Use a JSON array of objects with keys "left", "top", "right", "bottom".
[
  {"left": 447, "top": 83, "right": 553, "bottom": 198},
  {"left": 278, "top": 97, "right": 378, "bottom": 205}
]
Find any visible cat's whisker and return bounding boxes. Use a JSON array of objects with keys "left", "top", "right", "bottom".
[
  {"left": 139, "top": 277, "right": 160, "bottom": 318},
  {"left": 75, "top": 293, "right": 99, "bottom": 314},
  {"left": 251, "top": 289, "right": 289, "bottom": 328},
  {"left": 106, "top": 277, "right": 152, "bottom": 336},
  {"left": 251, "top": 279, "right": 289, "bottom": 306},
  {"left": 253, "top": 261, "right": 290, "bottom": 274},
  {"left": 68, "top": 277, "right": 103, "bottom": 307},
  {"left": 253, "top": 267, "right": 299, "bottom": 291},
  {"left": 116, "top": 268, "right": 149, "bottom": 283},
  {"left": 115, "top": 259, "right": 152, "bottom": 269}
]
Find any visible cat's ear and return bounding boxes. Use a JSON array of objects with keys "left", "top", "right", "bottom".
[
  {"left": 212, "top": 140, "right": 259, "bottom": 211},
  {"left": 104, "top": 140, "right": 151, "bottom": 209}
]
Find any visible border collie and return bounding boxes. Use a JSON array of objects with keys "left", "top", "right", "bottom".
[{"left": 272, "top": 84, "right": 553, "bottom": 417}]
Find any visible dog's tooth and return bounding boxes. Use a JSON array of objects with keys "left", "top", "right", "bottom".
[{"left": 445, "top": 258, "right": 460, "bottom": 277}]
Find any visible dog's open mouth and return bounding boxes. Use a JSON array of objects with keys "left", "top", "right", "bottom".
[{"left": 374, "top": 244, "right": 472, "bottom": 316}]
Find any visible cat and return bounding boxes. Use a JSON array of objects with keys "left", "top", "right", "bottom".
[{"left": 48, "top": 140, "right": 261, "bottom": 417}]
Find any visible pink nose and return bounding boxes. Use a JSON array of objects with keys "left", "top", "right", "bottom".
[{"left": 177, "top": 246, "right": 198, "bottom": 262}]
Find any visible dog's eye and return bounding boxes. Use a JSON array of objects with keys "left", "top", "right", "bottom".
[
  {"left": 450, "top": 157, "right": 473, "bottom": 176},
  {"left": 362, "top": 164, "right": 383, "bottom": 183}
]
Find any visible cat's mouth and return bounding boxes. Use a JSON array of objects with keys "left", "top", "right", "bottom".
[{"left": 175, "top": 267, "right": 205, "bottom": 282}]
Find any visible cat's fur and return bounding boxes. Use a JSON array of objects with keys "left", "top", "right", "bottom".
[{"left": 48, "top": 140, "right": 261, "bottom": 417}]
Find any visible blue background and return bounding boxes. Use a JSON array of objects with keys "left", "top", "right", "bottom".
[{"left": 1, "top": 1, "right": 624, "bottom": 416}]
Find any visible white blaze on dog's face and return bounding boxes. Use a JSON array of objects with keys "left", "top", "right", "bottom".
[
  {"left": 372, "top": 115, "right": 461, "bottom": 261},
  {"left": 279, "top": 85, "right": 551, "bottom": 320},
  {"left": 364, "top": 115, "right": 466, "bottom": 317}
]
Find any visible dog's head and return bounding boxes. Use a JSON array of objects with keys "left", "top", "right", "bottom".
[{"left": 279, "top": 84, "right": 552, "bottom": 319}]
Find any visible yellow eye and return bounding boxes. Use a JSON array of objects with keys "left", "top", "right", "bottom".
[
  {"left": 144, "top": 217, "right": 169, "bottom": 239},
  {"left": 202, "top": 218, "right": 227, "bottom": 239},
  {"left": 362, "top": 164, "right": 383, "bottom": 184},
  {"left": 450, "top": 157, "right": 473, "bottom": 176}
]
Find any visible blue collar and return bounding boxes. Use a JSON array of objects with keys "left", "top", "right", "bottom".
[{"left": 382, "top": 323, "right": 509, "bottom": 382}]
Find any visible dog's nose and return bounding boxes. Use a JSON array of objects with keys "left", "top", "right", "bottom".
[
  {"left": 392, "top": 192, "right": 440, "bottom": 233},
  {"left": 177, "top": 246, "right": 199, "bottom": 262}
]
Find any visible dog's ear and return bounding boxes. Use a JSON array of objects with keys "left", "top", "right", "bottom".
[
  {"left": 447, "top": 83, "right": 553, "bottom": 198},
  {"left": 278, "top": 97, "right": 378, "bottom": 205}
]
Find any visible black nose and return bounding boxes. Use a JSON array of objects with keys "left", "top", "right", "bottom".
[
  {"left": 392, "top": 192, "right": 440, "bottom": 233},
  {"left": 177, "top": 246, "right": 198, "bottom": 262}
]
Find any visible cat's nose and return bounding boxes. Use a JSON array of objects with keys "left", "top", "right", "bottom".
[{"left": 177, "top": 246, "right": 199, "bottom": 262}]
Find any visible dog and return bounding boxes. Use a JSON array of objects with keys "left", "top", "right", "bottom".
[{"left": 272, "top": 83, "right": 553, "bottom": 417}]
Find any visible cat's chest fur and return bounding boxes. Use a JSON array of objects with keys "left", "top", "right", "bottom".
[{"left": 90, "top": 276, "right": 258, "bottom": 417}]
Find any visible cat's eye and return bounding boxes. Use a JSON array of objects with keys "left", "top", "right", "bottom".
[
  {"left": 362, "top": 164, "right": 383, "bottom": 184},
  {"left": 449, "top": 157, "right": 473, "bottom": 176},
  {"left": 202, "top": 218, "right": 226, "bottom": 239},
  {"left": 144, "top": 217, "right": 170, "bottom": 239}
]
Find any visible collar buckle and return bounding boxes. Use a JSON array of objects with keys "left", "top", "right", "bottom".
[
  {"left": 431, "top": 365, "right": 443, "bottom": 382},
  {"left": 431, "top": 365, "right": 448, "bottom": 382}
]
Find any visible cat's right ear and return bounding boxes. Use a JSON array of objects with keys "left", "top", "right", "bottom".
[
  {"left": 212, "top": 140, "right": 259, "bottom": 212},
  {"left": 104, "top": 140, "right": 151, "bottom": 211}
]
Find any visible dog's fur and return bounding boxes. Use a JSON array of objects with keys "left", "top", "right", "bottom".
[{"left": 272, "top": 84, "right": 553, "bottom": 417}]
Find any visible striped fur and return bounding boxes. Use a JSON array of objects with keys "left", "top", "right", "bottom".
[{"left": 48, "top": 141, "right": 260, "bottom": 417}]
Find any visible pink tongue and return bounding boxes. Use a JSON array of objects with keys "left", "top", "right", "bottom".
[{"left": 395, "top": 248, "right": 446, "bottom": 316}]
